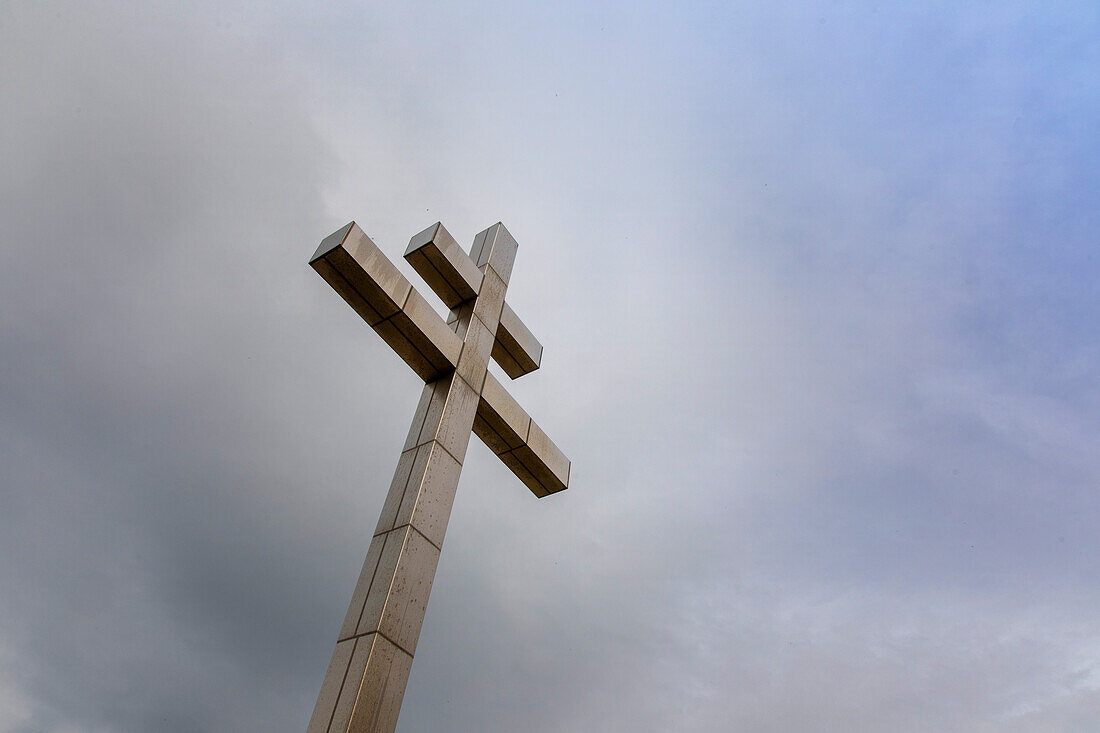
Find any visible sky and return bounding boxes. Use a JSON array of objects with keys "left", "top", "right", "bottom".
[{"left": 2, "top": 1, "right": 1099, "bottom": 731}]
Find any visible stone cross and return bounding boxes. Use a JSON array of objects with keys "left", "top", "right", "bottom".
[{"left": 306, "top": 221, "right": 570, "bottom": 732}]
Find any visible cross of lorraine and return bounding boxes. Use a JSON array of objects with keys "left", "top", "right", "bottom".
[{"left": 306, "top": 220, "right": 571, "bottom": 732}]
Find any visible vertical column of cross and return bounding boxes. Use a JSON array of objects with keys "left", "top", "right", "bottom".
[{"left": 307, "top": 225, "right": 518, "bottom": 733}]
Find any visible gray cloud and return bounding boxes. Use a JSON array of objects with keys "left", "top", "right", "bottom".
[{"left": 2, "top": 1, "right": 1099, "bottom": 731}]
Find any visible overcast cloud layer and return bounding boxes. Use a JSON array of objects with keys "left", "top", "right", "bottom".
[{"left": 2, "top": 2, "right": 1099, "bottom": 731}]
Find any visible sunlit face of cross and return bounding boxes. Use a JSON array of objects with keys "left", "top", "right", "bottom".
[{"left": 305, "top": 221, "right": 569, "bottom": 733}]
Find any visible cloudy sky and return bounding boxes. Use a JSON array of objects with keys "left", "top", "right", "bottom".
[{"left": 2, "top": 1, "right": 1099, "bottom": 731}]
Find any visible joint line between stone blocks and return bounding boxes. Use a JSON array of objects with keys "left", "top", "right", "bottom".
[
  {"left": 371, "top": 522, "right": 443, "bottom": 553},
  {"left": 325, "top": 636, "right": 359, "bottom": 733}
]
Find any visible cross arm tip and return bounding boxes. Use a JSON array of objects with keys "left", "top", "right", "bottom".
[
  {"left": 403, "top": 221, "right": 443, "bottom": 257},
  {"left": 309, "top": 221, "right": 357, "bottom": 264},
  {"left": 475, "top": 373, "right": 570, "bottom": 498},
  {"left": 403, "top": 222, "right": 481, "bottom": 309},
  {"left": 309, "top": 222, "right": 422, "bottom": 338}
]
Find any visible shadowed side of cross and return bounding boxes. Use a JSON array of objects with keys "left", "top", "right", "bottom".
[{"left": 305, "top": 221, "right": 570, "bottom": 733}]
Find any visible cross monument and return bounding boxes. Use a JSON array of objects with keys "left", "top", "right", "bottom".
[{"left": 306, "top": 220, "right": 570, "bottom": 732}]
